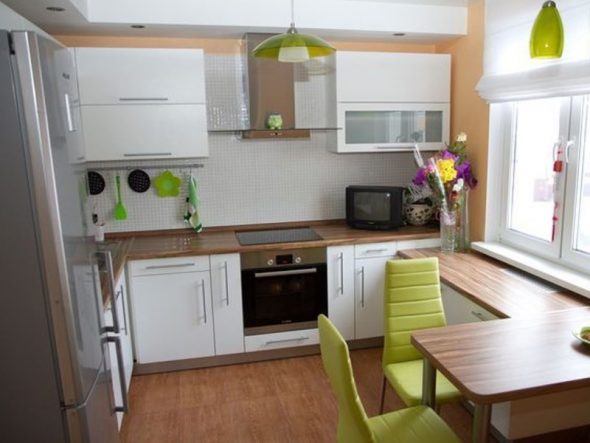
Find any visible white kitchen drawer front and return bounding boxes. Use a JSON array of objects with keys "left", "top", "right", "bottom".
[
  {"left": 244, "top": 328, "right": 319, "bottom": 352},
  {"left": 355, "top": 242, "right": 397, "bottom": 259},
  {"left": 397, "top": 238, "right": 442, "bottom": 251},
  {"left": 336, "top": 52, "right": 450, "bottom": 103},
  {"left": 81, "top": 104, "right": 208, "bottom": 160},
  {"left": 130, "top": 256, "right": 209, "bottom": 277},
  {"left": 75, "top": 48, "right": 206, "bottom": 105}
]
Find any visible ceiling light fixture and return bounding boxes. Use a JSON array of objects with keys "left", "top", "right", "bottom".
[
  {"left": 46, "top": 6, "right": 65, "bottom": 12},
  {"left": 530, "top": 1, "right": 564, "bottom": 59},
  {"left": 252, "top": 0, "right": 335, "bottom": 63},
  {"left": 130, "top": 24, "right": 146, "bottom": 29}
]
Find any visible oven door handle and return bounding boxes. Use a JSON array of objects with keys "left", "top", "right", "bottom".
[{"left": 254, "top": 268, "right": 318, "bottom": 278}]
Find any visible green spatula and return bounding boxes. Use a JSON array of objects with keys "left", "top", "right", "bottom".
[{"left": 114, "top": 174, "right": 127, "bottom": 220}]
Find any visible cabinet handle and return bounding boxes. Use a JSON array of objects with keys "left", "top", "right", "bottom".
[
  {"left": 254, "top": 268, "right": 317, "bottom": 278},
  {"left": 223, "top": 261, "right": 230, "bottom": 306},
  {"left": 119, "top": 286, "right": 128, "bottom": 336},
  {"left": 360, "top": 266, "right": 365, "bottom": 308},
  {"left": 363, "top": 248, "right": 388, "bottom": 254},
  {"left": 265, "top": 336, "right": 309, "bottom": 345},
  {"left": 471, "top": 310, "right": 487, "bottom": 321},
  {"left": 106, "top": 336, "right": 129, "bottom": 413},
  {"left": 338, "top": 252, "right": 344, "bottom": 295},
  {"left": 200, "top": 279, "right": 207, "bottom": 324},
  {"left": 145, "top": 263, "right": 195, "bottom": 270},
  {"left": 124, "top": 152, "right": 173, "bottom": 157},
  {"left": 64, "top": 93, "right": 75, "bottom": 132},
  {"left": 97, "top": 250, "right": 120, "bottom": 334},
  {"left": 119, "top": 97, "right": 169, "bottom": 101}
]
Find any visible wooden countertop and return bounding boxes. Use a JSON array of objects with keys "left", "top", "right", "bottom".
[
  {"left": 124, "top": 222, "right": 439, "bottom": 260},
  {"left": 398, "top": 248, "right": 590, "bottom": 318},
  {"left": 411, "top": 307, "right": 590, "bottom": 404}
]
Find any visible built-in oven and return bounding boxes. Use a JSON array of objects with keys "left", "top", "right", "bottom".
[{"left": 240, "top": 247, "right": 327, "bottom": 335}]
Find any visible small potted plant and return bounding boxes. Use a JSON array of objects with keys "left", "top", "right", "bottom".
[{"left": 404, "top": 182, "right": 434, "bottom": 226}]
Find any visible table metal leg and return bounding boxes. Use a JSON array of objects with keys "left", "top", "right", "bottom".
[
  {"left": 422, "top": 358, "right": 436, "bottom": 408},
  {"left": 472, "top": 404, "right": 492, "bottom": 443}
]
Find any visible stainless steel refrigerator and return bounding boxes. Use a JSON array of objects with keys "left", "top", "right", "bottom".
[{"left": 0, "top": 30, "right": 120, "bottom": 442}]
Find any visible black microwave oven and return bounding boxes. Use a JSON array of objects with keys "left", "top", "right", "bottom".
[{"left": 346, "top": 185, "right": 404, "bottom": 230}]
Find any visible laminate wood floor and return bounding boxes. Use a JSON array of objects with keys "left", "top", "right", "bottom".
[{"left": 121, "top": 348, "right": 590, "bottom": 443}]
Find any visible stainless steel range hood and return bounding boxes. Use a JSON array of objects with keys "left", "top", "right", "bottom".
[{"left": 239, "top": 33, "right": 322, "bottom": 139}]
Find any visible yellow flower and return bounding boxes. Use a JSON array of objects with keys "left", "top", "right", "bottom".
[{"left": 437, "top": 159, "right": 457, "bottom": 183}]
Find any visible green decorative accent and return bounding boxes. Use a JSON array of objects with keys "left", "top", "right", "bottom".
[
  {"left": 114, "top": 174, "right": 128, "bottom": 220},
  {"left": 530, "top": 1, "right": 564, "bottom": 59},
  {"left": 154, "top": 170, "right": 182, "bottom": 197},
  {"left": 252, "top": 24, "right": 335, "bottom": 62}
]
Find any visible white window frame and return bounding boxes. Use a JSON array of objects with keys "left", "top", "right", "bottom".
[
  {"left": 489, "top": 96, "right": 590, "bottom": 275},
  {"left": 561, "top": 95, "right": 590, "bottom": 271}
]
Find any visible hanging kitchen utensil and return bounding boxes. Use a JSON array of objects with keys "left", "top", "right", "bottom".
[
  {"left": 154, "top": 170, "right": 181, "bottom": 197},
  {"left": 127, "top": 169, "right": 151, "bottom": 193},
  {"left": 114, "top": 174, "right": 128, "bottom": 220},
  {"left": 87, "top": 171, "right": 105, "bottom": 195}
]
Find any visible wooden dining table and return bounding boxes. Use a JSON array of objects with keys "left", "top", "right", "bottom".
[{"left": 411, "top": 306, "right": 590, "bottom": 442}]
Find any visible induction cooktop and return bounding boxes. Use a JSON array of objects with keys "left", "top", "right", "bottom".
[{"left": 236, "top": 228, "right": 322, "bottom": 246}]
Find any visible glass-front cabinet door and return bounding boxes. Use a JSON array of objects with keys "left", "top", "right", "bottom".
[{"left": 334, "top": 102, "right": 449, "bottom": 153}]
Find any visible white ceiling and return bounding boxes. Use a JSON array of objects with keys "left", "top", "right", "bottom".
[{"left": 1, "top": 0, "right": 469, "bottom": 42}]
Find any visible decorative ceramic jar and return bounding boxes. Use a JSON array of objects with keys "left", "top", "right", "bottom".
[{"left": 404, "top": 203, "right": 433, "bottom": 226}]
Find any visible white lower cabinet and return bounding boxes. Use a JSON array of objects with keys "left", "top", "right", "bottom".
[
  {"left": 354, "top": 242, "right": 398, "bottom": 339},
  {"left": 326, "top": 245, "right": 355, "bottom": 340},
  {"left": 328, "top": 240, "right": 453, "bottom": 341},
  {"left": 129, "top": 254, "right": 244, "bottom": 365},
  {"left": 440, "top": 283, "right": 498, "bottom": 325},
  {"left": 105, "top": 270, "right": 133, "bottom": 430},
  {"left": 209, "top": 254, "right": 244, "bottom": 355}
]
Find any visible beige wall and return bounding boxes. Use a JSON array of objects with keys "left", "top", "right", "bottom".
[
  {"left": 436, "top": 0, "right": 489, "bottom": 241},
  {"left": 54, "top": 35, "right": 436, "bottom": 54}
]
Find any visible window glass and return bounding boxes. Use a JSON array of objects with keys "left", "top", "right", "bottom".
[
  {"left": 574, "top": 100, "right": 590, "bottom": 255},
  {"left": 345, "top": 111, "right": 442, "bottom": 144},
  {"left": 508, "top": 98, "right": 562, "bottom": 242}
]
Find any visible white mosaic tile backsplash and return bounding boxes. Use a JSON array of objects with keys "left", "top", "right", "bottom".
[
  {"left": 87, "top": 53, "right": 417, "bottom": 233},
  {"left": 88, "top": 133, "right": 417, "bottom": 233}
]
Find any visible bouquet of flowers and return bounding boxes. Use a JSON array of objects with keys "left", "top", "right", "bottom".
[{"left": 412, "top": 132, "right": 477, "bottom": 214}]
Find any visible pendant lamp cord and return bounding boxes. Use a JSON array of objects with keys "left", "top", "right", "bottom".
[{"left": 290, "top": 0, "right": 295, "bottom": 27}]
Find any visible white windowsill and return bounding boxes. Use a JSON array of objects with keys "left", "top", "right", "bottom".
[{"left": 471, "top": 241, "right": 590, "bottom": 300}]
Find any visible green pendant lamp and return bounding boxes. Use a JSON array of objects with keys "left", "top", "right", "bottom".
[
  {"left": 252, "top": 0, "right": 335, "bottom": 63},
  {"left": 530, "top": 1, "right": 564, "bottom": 59}
]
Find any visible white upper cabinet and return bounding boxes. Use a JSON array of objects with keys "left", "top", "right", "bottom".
[
  {"left": 336, "top": 52, "right": 450, "bottom": 103},
  {"left": 75, "top": 48, "right": 206, "bottom": 105},
  {"left": 75, "top": 47, "right": 209, "bottom": 160},
  {"left": 332, "top": 51, "right": 451, "bottom": 153}
]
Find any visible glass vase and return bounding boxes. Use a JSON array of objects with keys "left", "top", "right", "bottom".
[
  {"left": 456, "top": 189, "right": 470, "bottom": 251},
  {"left": 440, "top": 210, "right": 457, "bottom": 253}
]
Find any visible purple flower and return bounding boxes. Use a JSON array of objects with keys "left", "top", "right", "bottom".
[
  {"left": 456, "top": 160, "right": 478, "bottom": 189},
  {"left": 440, "top": 149, "right": 458, "bottom": 161},
  {"left": 413, "top": 167, "right": 428, "bottom": 185}
]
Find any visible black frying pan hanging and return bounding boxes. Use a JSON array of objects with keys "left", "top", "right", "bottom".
[
  {"left": 128, "top": 169, "right": 151, "bottom": 193},
  {"left": 87, "top": 171, "right": 105, "bottom": 195}
]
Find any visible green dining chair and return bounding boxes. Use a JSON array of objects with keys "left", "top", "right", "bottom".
[
  {"left": 380, "top": 257, "right": 461, "bottom": 413},
  {"left": 318, "top": 314, "right": 460, "bottom": 443}
]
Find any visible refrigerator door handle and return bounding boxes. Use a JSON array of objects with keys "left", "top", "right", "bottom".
[
  {"left": 106, "top": 336, "right": 128, "bottom": 413},
  {"left": 97, "top": 250, "right": 121, "bottom": 334}
]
